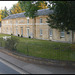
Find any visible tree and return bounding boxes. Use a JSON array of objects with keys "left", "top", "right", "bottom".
[
  {"left": 19, "top": 1, "right": 39, "bottom": 18},
  {"left": 1, "top": 6, "right": 9, "bottom": 19},
  {"left": 0, "top": 10, "right": 2, "bottom": 23},
  {"left": 46, "top": 1, "right": 75, "bottom": 31},
  {"left": 38, "top": 1, "right": 48, "bottom": 9},
  {"left": 9, "top": 2, "right": 24, "bottom": 15},
  {"left": 19, "top": 1, "right": 48, "bottom": 18}
]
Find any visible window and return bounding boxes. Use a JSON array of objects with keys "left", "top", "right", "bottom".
[
  {"left": 10, "top": 28, "right": 12, "bottom": 33},
  {"left": 10, "top": 21, "right": 12, "bottom": 24},
  {"left": 27, "top": 19, "right": 29, "bottom": 23},
  {"left": 50, "top": 29, "right": 52, "bottom": 37},
  {"left": 21, "top": 27, "right": 23, "bottom": 36},
  {"left": 27, "top": 28, "right": 29, "bottom": 37},
  {"left": 16, "top": 27, "right": 18, "bottom": 35},
  {"left": 40, "top": 29, "right": 43, "bottom": 35},
  {"left": 6, "top": 21, "right": 8, "bottom": 23},
  {"left": 16, "top": 20, "right": 18, "bottom": 24},
  {"left": 7, "top": 27, "right": 8, "bottom": 32},
  {"left": 20, "top": 20, "right": 24, "bottom": 23},
  {"left": 60, "top": 31, "right": 65, "bottom": 37},
  {"left": 40, "top": 18, "right": 42, "bottom": 23}
]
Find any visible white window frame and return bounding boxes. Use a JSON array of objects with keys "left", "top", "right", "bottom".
[
  {"left": 49, "top": 29, "right": 52, "bottom": 37},
  {"left": 40, "top": 29, "right": 43, "bottom": 35},
  {"left": 27, "top": 28, "right": 30, "bottom": 37},
  {"left": 60, "top": 31, "right": 65, "bottom": 37},
  {"left": 10, "top": 21, "right": 12, "bottom": 25},
  {"left": 16, "top": 26, "right": 18, "bottom": 35},
  {"left": 40, "top": 18, "right": 42, "bottom": 23},
  {"left": 21, "top": 27, "right": 23, "bottom": 36},
  {"left": 20, "top": 20, "right": 24, "bottom": 23},
  {"left": 27, "top": 19, "right": 29, "bottom": 24},
  {"left": 7, "top": 27, "right": 8, "bottom": 33},
  {"left": 16, "top": 20, "right": 18, "bottom": 24},
  {"left": 6, "top": 21, "right": 8, "bottom": 23},
  {"left": 10, "top": 28, "right": 12, "bottom": 33}
]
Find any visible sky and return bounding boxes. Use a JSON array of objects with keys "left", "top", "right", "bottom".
[{"left": 0, "top": 1, "right": 18, "bottom": 10}]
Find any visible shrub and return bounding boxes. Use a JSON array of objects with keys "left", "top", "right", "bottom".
[
  {"left": 70, "top": 44, "right": 75, "bottom": 50},
  {"left": 5, "top": 36, "right": 19, "bottom": 51}
]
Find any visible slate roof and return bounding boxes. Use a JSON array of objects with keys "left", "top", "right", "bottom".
[
  {"left": 35, "top": 8, "right": 53, "bottom": 16},
  {"left": 3, "top": 8, "right": 53, "bottom": 20},
  {"left": 3, "top": 12, "right": 25, "bottom": 20}
]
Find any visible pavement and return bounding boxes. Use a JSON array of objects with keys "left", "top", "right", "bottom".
[
  {"left": 0, "top": 61, "right": 20, "bottom": 74},
  {"left": 0, "top": 48, "right": 75, "bottom": 74}
]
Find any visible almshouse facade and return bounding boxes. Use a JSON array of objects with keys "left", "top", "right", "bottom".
[{"left": 1, "top": 8, "right": 75, "bottom": 43}]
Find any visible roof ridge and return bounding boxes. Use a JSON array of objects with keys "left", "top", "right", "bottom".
[
  {"left": 37, "top": 8, "right": 50, "bottom": 11},
  {"left": 3, "top": 8, "right": 53, "bottom": 20}
]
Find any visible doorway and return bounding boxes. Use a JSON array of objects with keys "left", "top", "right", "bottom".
[{"left": 27, "top": 28, "right": 29, "bottom": 37}]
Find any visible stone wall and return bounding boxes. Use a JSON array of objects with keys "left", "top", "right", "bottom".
[{"left": 1, "top": 15, "right": 73, "bottom": 43}]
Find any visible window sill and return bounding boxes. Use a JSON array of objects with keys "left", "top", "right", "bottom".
[
  {"left": 50, "top": 35, "right": 52, "bottom": 37},
  {"left": 60, "top": 36, "right": 65, "bottom": 38},
  {"left": 40, "top": 34, "right": 43, "bottom": 36}
]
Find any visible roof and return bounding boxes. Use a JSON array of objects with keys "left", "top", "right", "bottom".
[
  {"left": 3, "top": 8, "right": 53, "bottom": 20},
  {"left": 3, "top": 12, "right": 25, "bottom": 20},
  {"left": 35, "top": 8, "right": 53, "bottom": 16}
]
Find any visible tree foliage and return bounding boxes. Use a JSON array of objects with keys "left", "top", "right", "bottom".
[
  {"left": 1, "top": 7, "right": 9, "bottom": 19},
  {"left": 38, "top": 1, "right": 48, "bottom": 9},
  {"left": 19, "top": 1, "right": 48, "bottom": 18},
  {"left": 46, "top": 1, "right": 75, "bottom": 31},
  {"left": 0, "top": 10, "right": 2, "bottom": 22},
  {"left": 5, "top": 36, "right": 19, "bottom": 51},
  {"left": 9, "top": 2, "right": 24, "bottom": 15}
]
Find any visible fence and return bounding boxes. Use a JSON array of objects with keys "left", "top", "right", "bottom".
[{"left": 0, "top": 38, "right": 75, "bottom": 61}]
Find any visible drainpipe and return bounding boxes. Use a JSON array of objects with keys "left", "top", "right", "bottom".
[
  {"left": 33, "top": 18, "right": 36, "bottom": 38},
  {"left": 72, "top": 30, "right": 73, "bottom": 44}
]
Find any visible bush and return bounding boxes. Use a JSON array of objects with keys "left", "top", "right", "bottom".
[
  {"left": 5, "top": 36, "right": 19, "bottom": 51},
  {"left": 70, "top": 44, "right": 75, "bottom": 50}
]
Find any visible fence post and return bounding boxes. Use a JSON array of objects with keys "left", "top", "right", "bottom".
[
  {"left": 0, "top": 42, "right": 1, "bottom": 47},
  {"left": 27, "top": 43, "right": 29, "bottom": 56},
  {"left": 1, "top": 42, "right": 2, "bottom": 47}
]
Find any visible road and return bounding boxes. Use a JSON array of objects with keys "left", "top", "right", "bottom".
[
  {"left": 0, "top": 59, "right": 27, "bottom": 74},
  {"left": 0, "top": 61, "right": 20, "bottom": 74},
  {"left": 0, "top": 51, "right": 75, "bottom": 74}
]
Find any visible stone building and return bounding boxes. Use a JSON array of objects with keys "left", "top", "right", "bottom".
[{"left": 1, "top": 8, "right": 75, "bottom": 43}]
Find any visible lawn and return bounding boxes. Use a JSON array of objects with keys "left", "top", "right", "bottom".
[{"left": 0, "top": 33, "right": 75, "bottom": 61}]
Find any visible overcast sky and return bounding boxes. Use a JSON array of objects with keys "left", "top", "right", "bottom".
[{"left": 0, "top": 1, "right": 18, "bottom": 10}]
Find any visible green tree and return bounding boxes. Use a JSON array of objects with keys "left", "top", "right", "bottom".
[
  {"left": 9, "top": 2, "right": 24, "bottom": 15},
  {"left": 1, "top": 6, "right": 9, "bottom": 19},
  {"left": 46, "top": 1, "right": 75, "bottom": 31},
  {"left": 0, "top": 10, "right": 2, "bottom": 23},
  {"left": 19, "top": 1, "right": 48, "bottom": 18}
]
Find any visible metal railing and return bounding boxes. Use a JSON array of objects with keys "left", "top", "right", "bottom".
[{"left": 0, "top": 38, "right": 75, "bottom": 61}]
